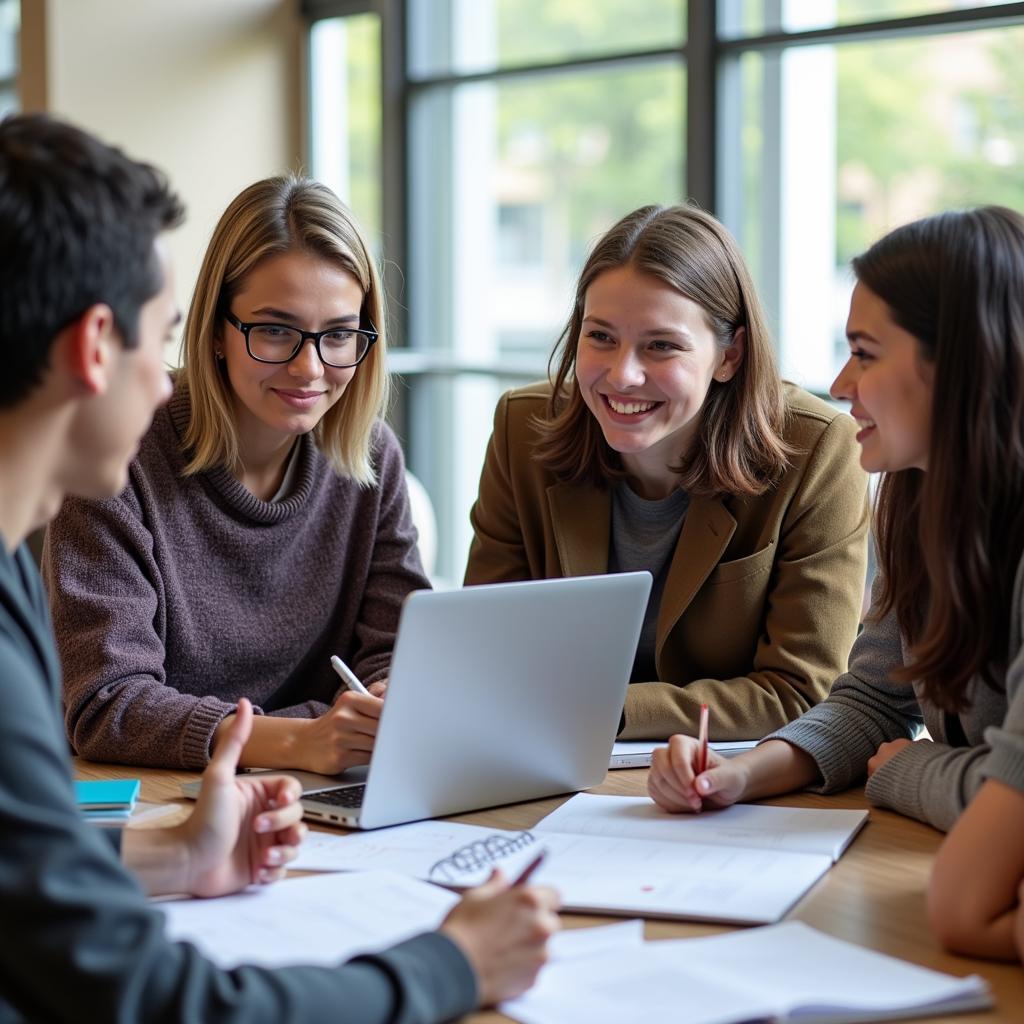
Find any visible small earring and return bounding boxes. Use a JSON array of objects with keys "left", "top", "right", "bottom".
[{"left": 215, "top": 349, "right": 224, "bottom": 360}]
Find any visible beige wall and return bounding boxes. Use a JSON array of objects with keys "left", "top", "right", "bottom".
[{"left": 20, "top": 0, "right": 305, "bottom": 354}]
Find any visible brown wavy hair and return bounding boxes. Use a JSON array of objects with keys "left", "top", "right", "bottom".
[
  {"left": 534, "top": 204, "right": 791, "bottom": 496},
  {"left": 858, "top": 206, "right": 1024, "bottom": 710}
]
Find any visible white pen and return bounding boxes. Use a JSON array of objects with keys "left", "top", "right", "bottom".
[{"left": 330, "top": 655, "right": 372, "bottom": 696}]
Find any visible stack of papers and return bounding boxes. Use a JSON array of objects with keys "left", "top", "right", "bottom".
[
  {"left": 156, "top": 872, "right": 991, "bottom": 1024},
  {"left": 74, "top": 778, "right": 140, "bottom": 826},
  {"left": 503, "top": 920, "right": 992, "bottom": 1024}
]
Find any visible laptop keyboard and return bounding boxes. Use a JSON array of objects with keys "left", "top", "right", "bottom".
[{"left": 308, "top": 784, "right": 365, "bottom": 808}]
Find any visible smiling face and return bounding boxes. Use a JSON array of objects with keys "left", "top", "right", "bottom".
[
  {"left": 574, "top": 263, "right": 742, "bottom": 497},
  {"left": 221, "top": 248, "right": 364, "bottom": 458},
  {"left": 831, "top": 281, "right": 934, "bottom": 474}
]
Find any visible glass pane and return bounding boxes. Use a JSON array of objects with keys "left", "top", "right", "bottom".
[
  {"left": 408, "top": 62, "right": 685, "bottom": 578},
  {"left": 719, "top": 24, "right": 1024, "bottom": 395},
  {"left": 309, "top": 14, "right": 381, "bottom": 246},
  {"left": 410, "top": 0, "right": 685, "bottom": 78},
  {"left": 720, "top": 0, "right": 1013, "bottom": 38},
  {"left": 0, "top": 0, "right": 18, "bottom": 83}
]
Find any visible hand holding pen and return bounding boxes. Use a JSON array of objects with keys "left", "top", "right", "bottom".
[
  {"left": 440, "top": 848, "right": 559, "bottom": 1007},
  {"left": 646, "top": 703, "right": 749, "bottom": 815},
  {"left": 293, "top": 656, "right": 385, "bottom": 775}
]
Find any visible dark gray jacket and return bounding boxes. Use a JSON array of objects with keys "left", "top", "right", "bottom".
[{"left": 0, "top": 543, "right": 475, "bottom": 1023}]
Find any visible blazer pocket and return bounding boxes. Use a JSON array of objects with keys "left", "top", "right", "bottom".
[{"left": 706, "top": 541, "right": 776, "bottom": 585}]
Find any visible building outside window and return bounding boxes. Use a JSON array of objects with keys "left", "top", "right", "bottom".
[{"left": 306, "top": 0, "right": 1024, "bottom": 580}]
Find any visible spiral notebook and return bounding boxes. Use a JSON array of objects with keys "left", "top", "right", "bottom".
[{"left": 292, "top": 795, "right": 866, "bottom": 923}]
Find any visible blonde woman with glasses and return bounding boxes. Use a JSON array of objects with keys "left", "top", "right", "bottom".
[{"left": 44, "top": 176, "right": 427, "bottom": 773}]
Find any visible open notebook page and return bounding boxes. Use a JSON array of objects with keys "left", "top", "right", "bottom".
[
  {"left": 291, "top": 818, "right": 832, "bottom": 923},
  {"left": 535, "top": 793, "right": 868, "bottom": 861}
]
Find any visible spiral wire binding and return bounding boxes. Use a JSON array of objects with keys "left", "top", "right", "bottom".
[{"left": 428, "top": 830, "right": 536, "bottom": 884}]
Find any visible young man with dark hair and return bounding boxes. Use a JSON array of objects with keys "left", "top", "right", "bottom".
[{"left": 0, "top": 113, "right": 558, "bottom": 1024}]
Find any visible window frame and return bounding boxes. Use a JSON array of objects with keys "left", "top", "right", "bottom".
[{"left": 301, "top": 0, "right": 1024, "bottom": 578}]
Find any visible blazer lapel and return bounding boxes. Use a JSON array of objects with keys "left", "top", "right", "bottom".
[
  {"left": 656, "top": 495, "right": 737, "bottom": 648},
  {"left": 547, "top": 481, "right": 611, "bottom": 577}
]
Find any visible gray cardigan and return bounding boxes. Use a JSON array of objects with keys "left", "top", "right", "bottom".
[
  {"left": 769, "top": 556, "right": 1024, "bottom": 831},
  {"left": 43, "top": 387, "right": 430, "bottom": 770},
  {"left": 0, "top": 542, "right": 475, "bottom": 1024}
]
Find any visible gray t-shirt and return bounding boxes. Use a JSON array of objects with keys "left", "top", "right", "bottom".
[{"left": 608, "top": 483, "right": 689, "bottom": 681}]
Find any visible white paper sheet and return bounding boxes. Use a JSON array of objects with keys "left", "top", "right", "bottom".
[
  {"left": 609, "top": 740, "right": 756, "bottom": 768},
  {"left": 157, "top": 869, "right": 458, "bottom": 968},
  {"left": 535, "top": 793, "right": 867, "bottom": 861},
  {"left": 502, "top": 922, "right": 991, "bottom": 1024}
]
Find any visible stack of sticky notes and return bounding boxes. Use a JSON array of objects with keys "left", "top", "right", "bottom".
[{"left": 74, "top": 779, "right": 141, "bottom": 826}]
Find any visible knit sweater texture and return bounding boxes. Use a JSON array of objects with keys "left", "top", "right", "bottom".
[
  {"left": 43, "top": 387, "right": 429, "bottom": 770},
  {"left": 769, "top": 556, "right": 1024, "bottom": 831}
]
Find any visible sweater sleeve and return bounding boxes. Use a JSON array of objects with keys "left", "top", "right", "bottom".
[
  {"left": 0, "top": 625, "right": 477, "bottom": 1023},
  {"left": 43, "top": 491, "right": 239, "bottom": 770},
  {"left": 620, "top": 412, "right": 870, "bottom": 740},
  {"left": 765, "top": 581, "right": 925, "bottom": 789},
  {"left": 864, "top": 559, "right": 1024, "bottom": 832},
  {"left": 772, "top": 569, "right": 1024, "bottom": 832},
  {"left": 348, "top": 426, "right": 432, "bottom": 685}
]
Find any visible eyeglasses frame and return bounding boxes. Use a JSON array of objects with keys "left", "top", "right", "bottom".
[{"left": 223, "top": 310, "right": 379, "bottom": 369}]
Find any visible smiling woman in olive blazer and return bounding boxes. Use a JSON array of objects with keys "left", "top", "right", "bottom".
[{"left": 464, "top": 205, "right": 869, "bottom": 742}]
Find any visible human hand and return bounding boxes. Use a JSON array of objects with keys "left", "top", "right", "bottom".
[
  {"left": 440, "top": 869, "right": 560, "bottom": 1006},
  {"left": 866, "top": 738, "right": 914, "bottom": 777},
  {"left": 647, "top": 734, "right": 748, "bottom": 813},
  {"left": 300, "top": 689, "right": 384, "bottom": 774},
  {"left": 177, "top": 698, "right": 306, "bottom": 897},
  {"left": 366, "top": 678, "right": 388, "bottom": 698}
]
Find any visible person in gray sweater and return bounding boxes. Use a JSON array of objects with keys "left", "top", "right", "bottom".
[
  {"left": 45, "top": 174, "right": 430, "bottom": 773},
  {"left": 646, "top": 207, "right": 1024, "bottom": 961},
  {"left": 0, "top": 112, "right": 557, "bottom": 1024}
]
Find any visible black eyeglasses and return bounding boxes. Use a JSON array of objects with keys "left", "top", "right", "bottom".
[{"left": 224, "top": 311, "right": 378, "bottom": 369}]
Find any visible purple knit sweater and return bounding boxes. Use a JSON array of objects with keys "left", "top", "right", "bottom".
[{"left": 42, "top": 387, "right": 430, "bottom": 770}]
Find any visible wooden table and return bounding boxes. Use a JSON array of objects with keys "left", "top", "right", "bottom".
[{"left": 74, "top": 759, "right": 1024, "bottom": 1022}]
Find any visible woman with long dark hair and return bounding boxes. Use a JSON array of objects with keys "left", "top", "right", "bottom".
[{"left": 648, "top": 205, "right": 1024, "bottom": 959}]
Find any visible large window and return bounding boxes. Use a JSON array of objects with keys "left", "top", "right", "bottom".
[{"left": 306, "top": 0, "right": 1024, "bottom": 581}]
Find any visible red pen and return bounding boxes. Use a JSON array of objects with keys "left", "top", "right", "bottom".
[
  {"left": 511, "top": 849, "right": 547, "bottom": 886},
  {"left": 697, "top": 702, "right": 710, "bottom": 775}
]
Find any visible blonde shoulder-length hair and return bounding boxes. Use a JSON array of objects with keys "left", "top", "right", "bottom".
[
  {"left": 535, "top": 203, "right": 791, "bottom": 496},
  {"left": 180, "top": 175, "right": 389, "bottom": 485}
]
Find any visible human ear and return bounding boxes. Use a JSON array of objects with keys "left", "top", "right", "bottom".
[
  {"left": 716, "top": 325, "right": 746, "bottom": 382},
  {"left": 63, "top": 303, "right": 118, "bottom": 396}
]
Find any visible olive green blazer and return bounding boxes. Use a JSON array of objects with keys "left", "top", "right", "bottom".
[{"left": 465, "top": 382, "right": 869, "bottom": 740}]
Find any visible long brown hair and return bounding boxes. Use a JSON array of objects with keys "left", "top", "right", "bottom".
[
  {"left": 534, "top": 204, "right": 791, "bottom": 496},
  {"left": 858, "top": 206, "right": 1024, "bottom": 710}
]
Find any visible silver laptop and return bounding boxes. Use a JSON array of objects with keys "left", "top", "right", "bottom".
[{"left": 186, "top": 572, "right": 651, "bottom": 830}]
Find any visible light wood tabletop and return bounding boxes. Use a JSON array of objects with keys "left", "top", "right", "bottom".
[{"left": 73, "top": 758, "right": 1024, "bottom": 1022}]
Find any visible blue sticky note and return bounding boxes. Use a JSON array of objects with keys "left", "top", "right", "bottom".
[{"left": 74, "top": 779, "right": 140, "bottom": 810}]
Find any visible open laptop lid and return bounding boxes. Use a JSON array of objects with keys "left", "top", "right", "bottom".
[{"left": 355, "top": 571, "right": 652, "bottom": 830}]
